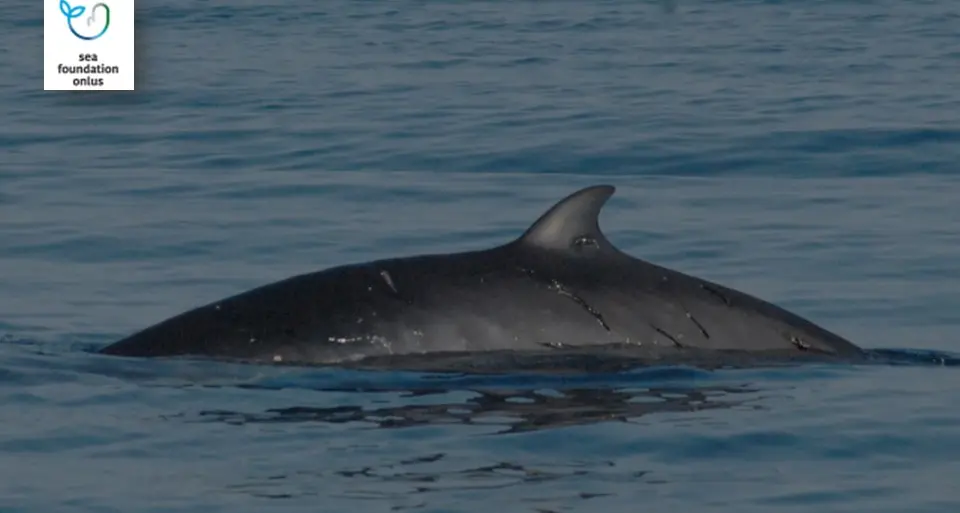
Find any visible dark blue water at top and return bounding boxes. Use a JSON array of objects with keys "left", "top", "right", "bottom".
[{"left": 2, "top": 0, "right": 960, "bottom": 511}]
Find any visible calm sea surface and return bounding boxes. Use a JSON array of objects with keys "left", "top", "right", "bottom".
[{"left": 2, "top": 0, "right": 960, "bottom": 511}]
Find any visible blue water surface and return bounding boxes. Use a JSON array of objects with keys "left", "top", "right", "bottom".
[{"left": 2, "top": 0, "right": 960, "bottom": 511}]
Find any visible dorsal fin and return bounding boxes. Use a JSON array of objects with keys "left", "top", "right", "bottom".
[{"left": 517, "top": 185, "right": 617, "bottom": 252}]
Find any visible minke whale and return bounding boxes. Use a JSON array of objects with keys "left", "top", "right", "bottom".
[{"left": 99, "top": 185, "right": 866, "bottom": 366}]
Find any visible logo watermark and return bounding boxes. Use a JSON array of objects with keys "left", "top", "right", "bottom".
[{"left": 44, "top": 0, "right": 134, "bottom": 90}]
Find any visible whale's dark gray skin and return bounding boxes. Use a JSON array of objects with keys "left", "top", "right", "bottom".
[{"left": 99, "top": 185, "right": 866, "bottom": 366}]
